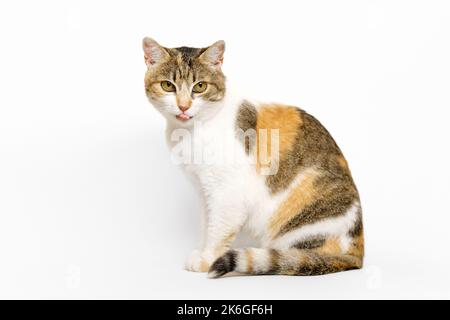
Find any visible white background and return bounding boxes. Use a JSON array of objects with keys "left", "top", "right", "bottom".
[{"left": 0, "top": 0, "right": 449, "bottom": 299}]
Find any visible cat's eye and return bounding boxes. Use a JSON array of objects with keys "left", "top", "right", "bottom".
[
  {"left": 192, "top": 82, "right": 207, "bottom": 93},
  {"left": 161, "top": 81, "right": 175, "bottom": 92}
]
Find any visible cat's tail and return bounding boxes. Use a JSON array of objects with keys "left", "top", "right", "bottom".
[{"left": 207, "top": 248, "right": 363, "bottom": 278}]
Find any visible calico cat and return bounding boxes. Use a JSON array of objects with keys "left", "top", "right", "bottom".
[{"left": 142, "top": 37, "right": 364, "bottom": 278}]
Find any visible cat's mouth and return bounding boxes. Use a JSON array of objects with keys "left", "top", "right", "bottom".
[{"left": 176, "top": 113, "right": 192, "bottom": 121}]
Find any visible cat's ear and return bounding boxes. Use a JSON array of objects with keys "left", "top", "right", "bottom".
[
  {"left": 199, "top": 40, "right": 225, "bottom": 67},
  {"left": 142, "top": 37, "right": 169, "bottom": 67}
]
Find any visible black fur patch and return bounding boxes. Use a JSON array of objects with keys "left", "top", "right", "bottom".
[
  {"left": 236, "top": 101, "right": 258, "bottom": 154},
  {"left": 208, "top": 250, "right": 238, "bottom": 278},
  {"left": 173, "top": 46, "right": 205, "bottom": 64},
  {"left": 293, "top": 237, "right": 326, "bottom": 250},
  {"left": 267, "top": 249, "right": 281, "bottom": 274}
]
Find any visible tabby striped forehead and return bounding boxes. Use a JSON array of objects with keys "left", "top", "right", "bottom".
[
  {"left": 173, "top": 47, "right": 206, "bottom": 65},
  {"left": 169, "top": 47, "right": 205, "bottom": 82}
]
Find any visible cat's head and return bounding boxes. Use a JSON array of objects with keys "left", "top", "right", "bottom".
[{"left": 142, "top": 37, "right": 226, "bottom": 126}]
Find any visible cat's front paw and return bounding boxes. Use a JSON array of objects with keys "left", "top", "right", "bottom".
[{"left": 185, "top": 249, "right": 213, "bottom": 273}]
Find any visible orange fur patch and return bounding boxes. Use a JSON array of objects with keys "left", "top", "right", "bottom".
[
  {"left": 314, "top": 238, "right": 342, "bottom": 255},
  {"left": 337, "top": 155, "right": 350, "bottom": 174},
  {"left": 256, "top": 105, "right": 302, "bottom": 172},
  {"left": 348, "top": 233, "right": 364, "bottom": 258},
  {"left": 245, "top": 249, "right": 254, "bottom": 273},
  {"left": 268, "top": 169, "right": 319, "bottom": 238},
  {"left": 199, "top": 259, "right": 210, "bottom": 272}
]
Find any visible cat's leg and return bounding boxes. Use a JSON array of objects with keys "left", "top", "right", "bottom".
[{"left": 185, "top": 193, "right": 247, "bottom": 273}]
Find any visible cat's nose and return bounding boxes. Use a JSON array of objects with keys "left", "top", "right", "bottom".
[{"left": 178, "top": 105, "right": 190, "bottom": 112}]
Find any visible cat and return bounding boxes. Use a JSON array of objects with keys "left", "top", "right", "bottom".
[{"left": 142, "top": 37, "right": 364, "bottom": 278}]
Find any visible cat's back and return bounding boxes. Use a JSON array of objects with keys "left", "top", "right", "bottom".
[{"left": 236, "top": 100, "right": 357, "bottom": 188}]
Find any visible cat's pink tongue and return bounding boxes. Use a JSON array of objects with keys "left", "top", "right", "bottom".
[{"left": 176, "top": 113, "right": 191, "bottom": 121}]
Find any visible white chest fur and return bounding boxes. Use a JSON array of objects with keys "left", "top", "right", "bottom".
[{"left": 164, "top": 95, "right": 279, "bottom": 244}]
